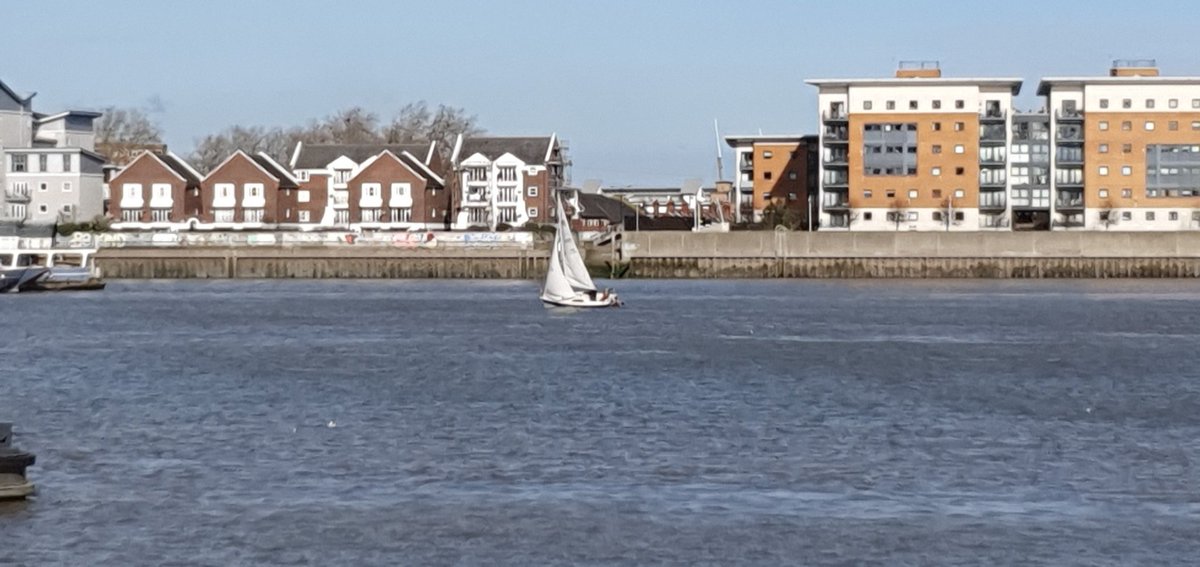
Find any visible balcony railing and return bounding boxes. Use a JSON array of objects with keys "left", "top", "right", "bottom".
[
  {"left": 978, "top": 198, "right": 1007, "bottom": 211},
  {"left": 980, "top": 109, "right": 1006, "bottom": 122},
  {"left": 1055, "top": 109, "right": 1084, "bottom": 122},
  {"left": 823, "top": 126, "right": 849, "bottom": 142},
  {"left": 120, "top": 209, "right": 142, "bottom": 223},
  {"left": 980, "top": 125, "right": 1007, "bottom": 142},
  {"left": 980, "top": 174, "right": 1007, "bottom": 187},
  {"left": 825, "top": 152, "right": 849, "bottom": 165},
  {"left": 822, "top": 110, "right": 849, "bottom": 122},
  {"left": 739, "top": 160, "right": 754, "bottom": 172},
  {"left": 822, "top": 197, "right": 850, "bottom": 210},
  {"left": 1056, "top": 198, "right": 1085, "bottom": 210},
  {"left": 823, "top": 173, "right": 849, "bottom": 186},
  {"left": 1056, "top": 126, "right": 1084, "bottom": 143},
  {"left": 4, "top": 188, "right": 31, "bottom": 203}
]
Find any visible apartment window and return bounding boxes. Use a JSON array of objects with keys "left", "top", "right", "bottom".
[
  {"left": 1122, "top": 188, "right": 1133, "bottom": 198},
  {"left": 908, "top": 189, "right": 918, "bottom": 199},
  {"left": 1121, "top": 121, "right": 1132, "bottom": 131},
  {"left": 298, "top": 190, "right": 310, "bottom": 203},
  {"left": 954, "top": 122, "right": 964, "bottom": 132},
  {"left": 1099, "top": 143, "right": 1109, "bottom": 153},
  {"left": 906, "top": 211, "right": 918, "bottom": 221},
  {"left": 932, "top": 189, "right": 942, "bottom": 198},
  {"left": 1170, "top": 211, "right": 1179, "bottom": 221},
  {"left": 863, "top": 101, "right": 873, "bottom": 110},
  {"left": 1169, "top": 99, "right": 1179, "bottom": 109},
  {"left": 1122, "top": 99, "right": 1132, "bottom": 109},
  {"left": 1099, "top": 189, "right": 1109, "bottom": 198},
  {"left": 1193, "top": 121, "right": 1200, "bottom": 130},
  {"left": 38, "top": 204, "right": 48, "bottom": 214},
  {"left": 527, "top": 186, "right": 539, "bottom": 197},
  {"left": 762, "top": 151, "right": 774, "bottom": 159},
  {"left": 1099, "top": 99, "right": 1109, "bottom": 109},
  {"left": 863, "top": 212, "right": 873, "bottom": 221},
  {"left": 1169, "top": 121, "right": 1179, "bottom": 131},
  {"left": 62, "top": 154, "right": 71, "bottom": 172},
  {"left": 886, "top": 100, "right": 895, "bottom": 110},
  {"left": 933, "top": 211, "right": 943, "bottom": 222},
  {"left": 528, "top": 207, "right": 538, "bottom": 218},
  {"left": 1146, "top": 211, "right": 1156, "bottom": 221},
  {"left": 1145, "top": 121, "right": 1156, "bottom": 131},
  {"left": 1121, "top": 211, "right": 1132, "bottom": 221},
  {"left": 955, "top": 167, "right": 964, "bottom": 175},
  {"left": 1193, "top": 99, "right": 1200, "bottom": 109},
  {"left": 904, "top": 100, "right": 915, "bottom": 110},
  {"left": 788, "top": 172, "right": 798, "bottom": 180},
  {"left": 296, "top": 171, "right": 309, "bottom": 181},
  {"left": 1099, "top": 166, "right": 1109, "bottom": 176},
  {"left": 932, "top": 145, "right": 942, "bottom": 154},
  {"left": 1146, "top": 99, "right": 1155, "bottom": 109},
  {"left": 1099, "top": 121, "right": 1109, "bottom": 131},
  {"left": 39, "top": 182, "right": 48, "bottom": 192},
  {"left": 857, "top": 189, "right": 872, "bottom": 200},
  {"left": 763, "top": 171, "right": 772, "bottom": 180},
  {"left": 299, "top": 210, "right": 310, "bottom": 222},
  {"left": 932, "top": 122, "right": 942, "bottom": 131},
  {"left": 931, "top": 167, "right": 941, "bottom": 176},
  {"left": 38, "top": 154, "right": 48, "bottom": 172},
  {"left": 62, "top": 182, "right": 72, "bottom": 192},
  {"left": 932, "top": 100, "right": 942, "bottom": 109},
  {"left": 954, "top": 189, "right": 964, "bottom": 198},
  {"left": 11, "top": 155, "right": 26, "bottom": 172},
  {"left": 954, "top": 211, "right": 964, "bottom": 221},
  {"left": 1122, "top": 144, "right": 1132, "bottom": 153},
  {"left": 1122, "top": 166, "right": 1132, "bottom": 176},
  {"left": 955, "top": 100, "right": 964, "bottom": 109},
  {"left": 886, "top": 190, "right": 896, "bottom": 198},
  {"left": 953, "top": 145, "right": 965, "bottom": 154}
]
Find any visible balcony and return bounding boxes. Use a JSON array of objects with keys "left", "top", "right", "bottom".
[
  {"left": 979, "top": 153, "right": 1006, "bottom": 166},
  {"left": 980, "top": 174, "right": 1007, "bottom": 188},
  {"left": 978, "top": 198, "right": 1007, "bottom": 211},
  {"left": 821, "top": 196, "right": 850, "bottom": 210},
  {"left": 1056, "top": 153, "right": 1084, "bottom": 166},
  {"left": 4, "top": 188, "right": 31, "bottom": 203},
  {"left": 822, "top": 110, "right": 849, "bottom": 123},
  {"left": 825, "top": 152, "right": 849, "bottom": 166},
  {"left": 823, "top": 126, "right": 849, "bottom": 143},
  {"left": 1056, "top": 126, "right": 1084, "bottom": 144},
  {"left": 739, "top": 160, "right": 754, "bottom": 172},
  {"left": 822, "top": 173, "right": 849, "bottom": 188},
  {"left": 1056, "top": 198, "right": 1085, "bottom": 211},
  {"left": 980, "top": 109, "right": 1006, "bottom": 123},
  {"left": 1055, "top": 109, "right": 1084, "bottom": 122},
  {"left": 980, "top": 125, "right": 1007, "bottom": 144}
]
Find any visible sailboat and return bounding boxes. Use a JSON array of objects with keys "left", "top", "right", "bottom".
[{"left": 540, "top": 194, "right": 621, "bottom": 308}]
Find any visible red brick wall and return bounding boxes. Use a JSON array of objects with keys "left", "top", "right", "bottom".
[
  {"left": 199, "top": 153, "right": 280, "bottom": 223},
  {"left": 106, "top": 154, "right": 190, "bottom": 222},
  {"left": 296, "top": 173, "right": 329, "bottom": 224},
  {"left": 346, "top": 153, "right": 429, "bottom": 223},
  {"left": 524, "top": 169, "right": 550, "bottom": 223}
]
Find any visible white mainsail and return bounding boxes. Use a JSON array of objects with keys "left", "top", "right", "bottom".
[
  {"left": 555, "top": 198, "right": 597, "bottom": 292},
  {"left": 541, "top": 230, "right": 576, "bottom": 302}
]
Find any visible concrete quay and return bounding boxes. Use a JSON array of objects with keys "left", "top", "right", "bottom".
[{"left": 90, "top": 232, "right": 1200, "bottom": 279}]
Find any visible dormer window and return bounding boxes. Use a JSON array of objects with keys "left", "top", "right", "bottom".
[
  {"left": 11, "top": 155, "right": 26, "bottom": 172},
  {"left": 334, "top": 169, "right": 352, "bottom": 184}
]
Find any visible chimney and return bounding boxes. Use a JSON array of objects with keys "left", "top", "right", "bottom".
[
  {"left": 1110, "top": 59, "right": 1159, "bottom": 77},
  {"left": 896, "top": 60, "right": 941, "bottom": 79}
]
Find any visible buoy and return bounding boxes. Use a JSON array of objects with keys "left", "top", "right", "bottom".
[{"left": 326, "top": 420, "right": 337, "bottom": 429}]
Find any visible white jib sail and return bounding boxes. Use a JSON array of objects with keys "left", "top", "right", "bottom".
[{"left": 555, "top": 198, "right": 597, "bottom": 292}]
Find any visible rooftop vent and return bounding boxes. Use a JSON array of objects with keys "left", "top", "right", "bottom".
[
  {"left": 896, "top": 60, "right": 941, "bottom": 79},
  {"left": 1111, "top": 59, "right": 1159, "bottom": 77}
]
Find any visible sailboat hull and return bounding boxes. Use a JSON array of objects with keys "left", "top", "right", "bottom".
[{"left": 540, "top": 292, "right": 622, "bottom": 308}]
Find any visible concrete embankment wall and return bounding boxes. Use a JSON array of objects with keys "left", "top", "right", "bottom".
[
  {"left": 96, "top": 232, "right": 1200, "bottom": 279},
  {"left": 618, "top": 232, "right": 1200, "bottom": 278},
  {"left": 97, "top": 247, "right": 549, "bottom": 279}
]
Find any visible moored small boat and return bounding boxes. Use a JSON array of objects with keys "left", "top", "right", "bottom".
[
  {"left": 0, "top": 248, "right": 104, "bottom": 293},
  {"left": 0, "top": 423, "right": 35, "bottom": 500}
]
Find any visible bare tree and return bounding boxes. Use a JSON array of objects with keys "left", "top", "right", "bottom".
[
  {"left": 94, "top": 106, "right": 164, "bottom": 164},
  {"left": 189, "top": 125, "right": 295, "bottom": 173},
  {"left": 887, "top": 197, "right": 908, "bottom": 230},
  {"left": 382, "top": 101, "right": 483, "bottom": 156}
]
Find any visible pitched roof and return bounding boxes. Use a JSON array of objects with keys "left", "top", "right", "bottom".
[
  {"left": 251, "top": 154, "right": 299, "bottom": 188},
  {"left": 158, "top": 152, "right": 202, "bottom": 185},
  {"left": 575, "top": 192, "right": 635, "bottom": 222},
  {"left": 292, "top": 143, "right": 432, "bottom": 170},
  {"left": 458, "top": 136, "right": 555, "bottom": 165},
  {"left": 0, "top": 78, "right": 34, "bottom": 106}
]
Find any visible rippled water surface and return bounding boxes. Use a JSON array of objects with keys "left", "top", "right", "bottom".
[{"left": 3, "top": 279, "right": 1200, "bottom": 565}]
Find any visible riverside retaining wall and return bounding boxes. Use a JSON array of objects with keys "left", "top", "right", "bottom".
[
  {"left": 95, "top": 232, "right": 1200, "bottom": 279},
  {"left": 96, "top": 247, "right": 549, "bottom": 279},
  {"left": 616, "top": 231, "right": 1200, "bottom": 278}
]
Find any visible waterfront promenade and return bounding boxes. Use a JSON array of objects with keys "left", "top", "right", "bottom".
[{"left": 80, "top": 230, "right": 1200, "bottom": 279}]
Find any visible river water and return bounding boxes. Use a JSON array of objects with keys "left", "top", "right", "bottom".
[{"left": 2, "top": 279, "right": 1199, "bottom": 565}]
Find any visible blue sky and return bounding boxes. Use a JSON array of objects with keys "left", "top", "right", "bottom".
[{"left": 4, "top": 0, "right": 1198, "bottom": 185}]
